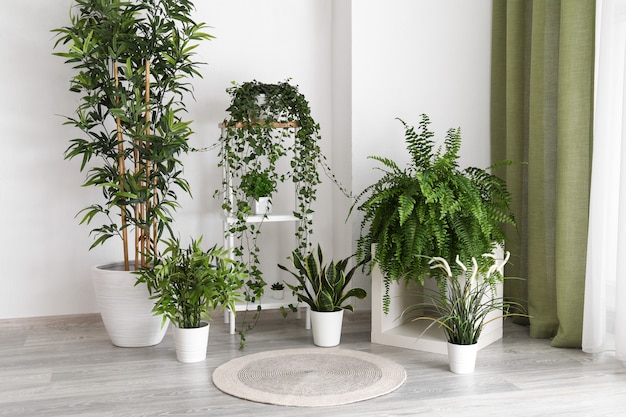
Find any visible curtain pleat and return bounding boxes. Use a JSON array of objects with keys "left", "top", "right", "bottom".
[{"left": 491, "top": 0, "right": 595, "bottom": 347}]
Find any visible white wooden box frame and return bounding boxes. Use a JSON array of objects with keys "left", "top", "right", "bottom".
[{"left": 370, "top": 247, "right": 504, "bottom": 354}]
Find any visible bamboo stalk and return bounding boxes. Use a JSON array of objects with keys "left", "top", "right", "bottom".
[
  {"left": 113, "top": 61, "right": 130, "bottom": 271},
  {"left": 144, "top": 60, "right": 154, "bottom": 267}
]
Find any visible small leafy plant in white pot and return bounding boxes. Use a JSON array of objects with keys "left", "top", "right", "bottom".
[
  {"left": 278, "top": 245, "right": 367, "bottom": 347},
  {"left": 137, "top": 237, "right": 246, "bottom": 363},
  {"left": 270, "top": 281, "right": 285, "bottom": 300},
  {"left": 404, "top": 251, "right": 527, "bottom": 373},
  {"left": 239, "top": 170, "right": 276, "bottom": 215}
]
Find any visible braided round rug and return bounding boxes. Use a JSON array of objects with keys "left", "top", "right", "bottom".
[{"left": 212, "top": 348, "right": 406, "bottom": 407}]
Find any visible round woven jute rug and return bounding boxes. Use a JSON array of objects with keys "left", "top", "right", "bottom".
[{"left": 212, "top": 348, "right": 406, "bottom": 407}]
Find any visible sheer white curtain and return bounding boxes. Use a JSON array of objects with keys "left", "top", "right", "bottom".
[{"left": 583, "top": 0, "right": 626, "bottom": 364}]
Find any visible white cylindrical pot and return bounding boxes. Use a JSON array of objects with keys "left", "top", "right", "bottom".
[
  {"left": 310, "top": 310, "right": 344, "bottom": 347},
  {"left": 271, "top": 289, "right": 284, "bottom": 300},
  {"left": 173, "top": 322, "right": 210, "bottom": 363},
  {"left": 92, "top": 262, "right": 168, "bottom": 348},
  {"left": 447, "top": 342, "right": 478, "bottom": 374},
  {"left": 250, "top": 197, "right": 272, "bottom": 215}
]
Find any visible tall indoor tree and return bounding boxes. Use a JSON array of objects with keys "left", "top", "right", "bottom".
[
  {"left": 52, "top": 0, "right": 212, "bottom": 347},
  {"left": 53, "top": 0, "right": 212, "bottom": 269}
]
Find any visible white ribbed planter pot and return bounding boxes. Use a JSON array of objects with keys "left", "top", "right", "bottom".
[
  {"left": 310, "top": 310, "right": 344, "bottom": 347},
  {"left": 447, "top": 342, "right": 478, "bottom": 374},
  {"left": 92, "top": 262, "right": 168, "bottom": 348},
  {"left": 173, "top": 322, "right": 210, "bottom": 363}
]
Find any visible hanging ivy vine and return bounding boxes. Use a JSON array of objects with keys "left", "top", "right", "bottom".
[{"left": 216, "top": 79, "right": 341, "bottom": 347}]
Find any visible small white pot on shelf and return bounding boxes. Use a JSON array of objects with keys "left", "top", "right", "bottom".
[
  {"left": 271, "top": 289, "right": 284, "bottom": 300},
  {"left": 250, "top": 197, "right": 272, "bottom": 215}
]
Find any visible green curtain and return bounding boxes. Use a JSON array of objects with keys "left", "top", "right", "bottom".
[{"left": 490, "top": 0, "right": 595, "bottom": 348}]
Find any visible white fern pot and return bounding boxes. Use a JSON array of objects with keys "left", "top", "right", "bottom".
[
  {"left": 173, "top": 322, "right": 210, "bottom": 363},
  {"left": 310, "top": 310, "right": 344, "bottom": 347},
  {"left": 250, "top": 197, "right": 272, "bottom": 215},
  {"left": 91, "top": 262, "right": 168, "bottom": 348},
  {"left": 447, "top": 342, "right": 478, "bottom": 374}
]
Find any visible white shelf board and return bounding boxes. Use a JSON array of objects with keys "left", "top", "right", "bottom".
[
  {"left": 225, "top": 295, "right": 310, "bottom": 335},
  {"left": 224, "top": 213, "right": 301, "bottom": 224}
]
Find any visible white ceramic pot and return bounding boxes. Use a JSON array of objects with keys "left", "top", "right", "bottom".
[
  {"left": 173, "top": 322, "right": 210, "bottom": 363},
  {"left": 447, "top": 342, "right": 478, "bottom": 374},
  {"left": 310, "top": 310, "right": 344, "bottom": 347},
  {"left": 250, "top": 197, "right": 272, "bottom": 215},
  {"left": 270, "top": 289, "right": 284, "bottom": 300},
  {"left": 92, "top": 262, "right": 168, "bottom": 348}
]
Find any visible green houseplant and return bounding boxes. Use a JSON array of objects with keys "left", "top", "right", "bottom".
[
  {"left": 278, "top": 245, "right": 367, "bottom": 347},
  {"left": 403, "top": 252, "right": 527, "bottom": 373},
  {"left": 240, "top": 170, "right": 276, "bottom": 201},
  {"left": 216, "top": 79, "right": 346, "bottom": 346},
  {"left": 239, "top": 170, "right": 276, "bottom": 215},
  {"left": 137, "top": 237, "right": 246, "bottom": 362},
  {"left": 270, "top": 281, "right": 285, "bottom": 300},
  {"left": 351, "top": 114, "right": 515, "bottom": 313},
  {"left": 52, "top": 0, "right": 212, "bottom": 347}
]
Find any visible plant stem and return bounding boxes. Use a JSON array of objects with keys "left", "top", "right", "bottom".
[{"left": 113, "top": 60, "right": 130, "bottom": 271}]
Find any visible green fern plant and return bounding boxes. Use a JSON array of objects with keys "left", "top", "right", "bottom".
[{"left": 351, "top": 115, "right": 515, "bottom": 313}]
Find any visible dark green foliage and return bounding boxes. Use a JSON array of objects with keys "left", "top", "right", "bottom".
[
  {"left": 239, "top": 171, "right": 276, "bottom": 200},
  {"left": 217, "top": 80, "right": 324, "bottom": 254},
  {"left": 216, "top": 80, "right": 338, "bottom": 345},
  {"left": 278, "top": 245, "right": 367, "bottom": 312},
  {"left": 136, "top": 237, "right": 247, "bottom": 329},
  {"left": 351, "top": 115, "right": 515, "bottom": 312},
  {"left": 52, "top": 0, "right": 212, "bottom": 266}
]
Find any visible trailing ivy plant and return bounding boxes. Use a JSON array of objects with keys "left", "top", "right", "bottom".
[
  {"left": 52, "top": 0, "right": 212, "bottom": 269},
  {"left": 215, "top": 79, "right": 345, "bottom": 347},
  {"left": 351, "top": 115, "right": 515, "bottom": 313}
]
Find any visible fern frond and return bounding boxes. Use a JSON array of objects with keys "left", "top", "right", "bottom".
[{"left": 352, "top": 115, "right": 516, "bottom": 314}]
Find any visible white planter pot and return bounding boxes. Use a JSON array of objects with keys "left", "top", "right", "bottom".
[
  {"left": 310, "top": 310, "right": 344, "bottom": 347},
  {"left": 250, "top": 197, "right": 272, "bottom": 215},
  {"left": 270, "top": 289, "right": 284, "bottom": 300},
  {"left": 173, "top": 322, "right": 210, "bottom": 363},
  {"left": 447, "top": 342, "right": 478, "bottom": 374},
  {"left": 92, "top": 262, "right": 168, "bottom": 348}
]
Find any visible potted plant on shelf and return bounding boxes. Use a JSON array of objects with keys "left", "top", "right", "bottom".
[
  {"left": 278, "top": 244, "right": 367, "bottom": 347},
  {"left": 403, "top": 252, "right": 527, "bottom": 373},
  {"left": 137, "top": 237, "right": 247, "bottom": 363},
  {"left": 216, "top": 79, "right": 348, "bottom": 347},
  {"left": 239, "top": 170, "right": 276, "bottom": 215},
  {"left": 351, "top": 114, "right": 516, "bottom": 313},
  {"left": 270, "top": 281, "right": 285, "bottom": 300},
  {"left": 52, "top": 0, "right": 212, "bottom": 347}
]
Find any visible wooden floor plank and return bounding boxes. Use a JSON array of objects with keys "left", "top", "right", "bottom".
[{"left": 1, "top": 311, "right": 625, "bottom": 416}]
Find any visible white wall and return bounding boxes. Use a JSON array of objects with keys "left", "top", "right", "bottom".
[
  {"left": 0, "top": 0, "right": 492, "bottom": 319},
  {"left": 349, "top": 0, "right": 493, "bottom": 306}
]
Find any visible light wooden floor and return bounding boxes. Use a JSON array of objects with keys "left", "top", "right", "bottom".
[{"left": 1, "top": 310, "right": 625, "bottom": 417}]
